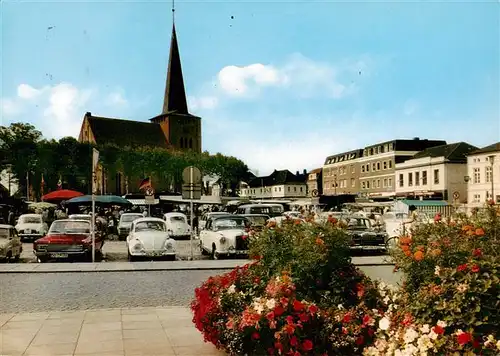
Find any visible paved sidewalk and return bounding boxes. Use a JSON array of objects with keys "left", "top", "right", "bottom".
[
  {"left": 0, "top": 256, "right": 393, "bottom": 273},
  {"left": 0, "top": 307, "right": 225, "bottom": 356}
]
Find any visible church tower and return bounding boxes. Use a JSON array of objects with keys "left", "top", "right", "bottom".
[{"left": 150, "top": 22, "right": 202, "bottom": 153}]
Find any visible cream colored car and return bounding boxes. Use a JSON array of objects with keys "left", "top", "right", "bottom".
[
  {"left": 126, "top": 218, "right": 177, "bottom": 261},
  {"left": 0, "top": 224, "right": 22, "bottom": 262}
]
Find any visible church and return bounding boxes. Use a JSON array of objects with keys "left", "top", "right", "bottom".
[{"left": 78, "top": 22, "right": 201, "bottom": 195}]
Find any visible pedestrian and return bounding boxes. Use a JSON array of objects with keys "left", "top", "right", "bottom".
[{"left": 7, "top": 209, "right": 15, "bottom": 226}]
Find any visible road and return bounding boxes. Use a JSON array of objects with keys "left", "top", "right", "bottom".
[{"left": 0, "top": 265, "right": 401, "bottom": 314}]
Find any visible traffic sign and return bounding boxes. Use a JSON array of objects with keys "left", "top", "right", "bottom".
[
  {"left": 145, "top": 195, "right": 156, "bottom": 205},
  {"left": 182, "top": 166, "right": 202, "bottom": 200},
  {"left": 145, "top": 187, "right": 155, "bottom": 196},
  {"left": 453, "top": 191, "right": 460, "bottom": 200}
]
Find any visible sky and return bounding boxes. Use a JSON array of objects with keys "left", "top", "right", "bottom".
[{"left": 1, "top": 0, "right": 499, "bottom": 176}]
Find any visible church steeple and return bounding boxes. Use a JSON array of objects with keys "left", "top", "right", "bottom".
[{"left": 162, "top": 24, "right": 189, "bottom": 115}]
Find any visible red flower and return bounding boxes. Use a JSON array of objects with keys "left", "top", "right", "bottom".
[
  {"left": 267, "top": 348, "right": 275, "bottom": 355},
  {"left": 457, "top": 264, "right": 468, "bottom": 272},
  {"left": 343, "top": 313, "right": 352, "bottom": 323},
  {"left": 280, "top": 297, "right": 289, "bottom": 307},
  {"left": 471, "top": 264, "right": 480, "bottom": 273},
  {"left": 457, "top": 331, "right": 472, "bottom": 345},
  {"left": 293, "top": 300, "right": 305, "bottom": 312},
  {"left": 356, "top": 283, "right": 365, "bottom": 298},
  {"left": 252, "top": 332, "right": 260, "bottom": 340},
  {"left": 473, "top": 248, "right": 482, "bottom": 257},
  {"left": 286, "top": 315, "right": 294, "bottom": 324},
  {"left": 274, "top": 341, "right": 283, "bottom": 351},
  {"left": 356, "top": 335, "right": 365, "bottom": 345},
  {"left": 274, "top": 305, "right": 285, "bottom": 317},
  {"left": 266, "top": 311, "right": 275, "bottom": 321},
  {"left": 302, "top": 339, "right": 314, "bottom": 351},
  {"left": 432, "top": 325, "right": 444, "bottom": 335},
  {"left": 299, "top": 313, "right": 309, "bottom": 322},
  {"left": 368, "top": 328, "right": 375, "bottom": 336},
  {"left": 254, "top": 277, "right": 261, "bottom": 284},
  {"left": 308, "top": 304, "right": 318, "bottom": 315},
  {"left": 290, "top": 336, "right": 298, "bottom": 346}
]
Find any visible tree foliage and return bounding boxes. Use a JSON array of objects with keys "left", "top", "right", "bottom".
[{"left": 0, "top": 122, "right": 250, "bottom": 199}]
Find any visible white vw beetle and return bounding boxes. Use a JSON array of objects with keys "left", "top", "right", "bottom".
[
  {"left": 163, "top": 212, "right": 191, "bottom": 239},
  {"left": 199, "top": 215, "right": 251, "bottom": 259},
  {"left": 126, "top": 217, "right": 176, "bottom": 261},
  {"left": 15, "top": 214, "right": 48, "bottom": 242}
]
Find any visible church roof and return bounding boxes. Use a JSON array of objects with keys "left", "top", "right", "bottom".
[
  {"left": 162, "top": 24, "right": 190, "bottom": 116},
  {"left": 86, "top": 113, "right": 169, "bottom": 148}
]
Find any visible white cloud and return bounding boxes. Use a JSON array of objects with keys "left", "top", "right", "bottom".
[{"left": 1, "top": 83, "right": 129, "bottom": 138}]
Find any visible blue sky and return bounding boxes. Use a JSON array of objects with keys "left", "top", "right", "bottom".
[{"left": 1, "top": 0, "right": 498, "bottom": 175}]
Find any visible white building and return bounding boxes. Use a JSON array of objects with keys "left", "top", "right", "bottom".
[
  {"left": 395, "top": 142, "right": 477, "bottom": 203},
  {"left": 239, "top": 169, "right": 308, "bottom": 199},
  {"left": 467, "top": 142, "right": 500, "bottom": 207}
]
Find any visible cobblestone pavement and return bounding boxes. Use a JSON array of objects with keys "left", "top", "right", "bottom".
[
  {"left": 20, "top": 240, "right": 202, "bottom": 262},
  {"left": 0, "top": 270, "right": 229, "bottom": 314},
  {"left": 0, "top": 307, "right": 225, "bottom": 356}
]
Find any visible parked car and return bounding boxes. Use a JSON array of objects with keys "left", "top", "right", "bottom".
[
  {"left": 163, "top": 212, "right": 191, "bottom": 240},
  {"left": 0, "top": 224, "right": 22, "bottom": 262},
  {"left": 33, "top": 219, "right": 104, "bottom": 262},
  {"left": 345, "top": 217, "right": 388, "bottom": 252},
  {"left": 199, "top": 215, "right": 251, "bottom": 259},
  {"left": 198, "top": 212, "right": 231, "bottom": 231},
  {"left": 118, "top": 213, "right": 144, "bottom": 240},
  {"left": 126, "top": 217, "right": 176, "bottom": 261},
  {"left": 15, "top": 214, "right": 48, "bottom": 242},
  {"left": 68, "top": 214, "right": 92, "bottom": 221},
  {"left": 238, "top": 214, "right": 270, "bottom": 232}
]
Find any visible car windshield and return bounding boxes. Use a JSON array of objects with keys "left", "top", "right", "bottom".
[
  {"left": 122, "top": 214, "right": 142, "bottom": 223},
  {"left": 245, "top": 216, "right": 267, "bottom": 226},
  {"left": 347, "top": 218, "right": 371, "bottom": 229},
  {"left": 0, "top": 228, "right": 9, "bottom": 238},
  {"left": 213, "top": 218, "right": 249, "bottom": 231},
  {"left": 20, "top": 216, "right": 41, "bottom": 224},
  {"left": 70, "top": 215, "right": 91, "bottom": 220},
  {"left": 49, "top": 221, "right": 90, "bottom": 234},
  {"left": 135, "top": 221, "right": 166, "bottom": 232},
  {"left": 170, "top": 216, "right": 186, "bottom": 223}
]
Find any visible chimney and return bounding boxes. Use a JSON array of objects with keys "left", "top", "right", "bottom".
[
  {"left": 303, "top": 169, "right": 307, "bottom": 175},
  {"left": 85, "top": 112, "right": 92, "bottom": 117},
  {"left": 413, "top": 137, "right": 420, "bottom": 140},
  {"left": 296, "top": 171, "right": 299, "bottom": 176}
]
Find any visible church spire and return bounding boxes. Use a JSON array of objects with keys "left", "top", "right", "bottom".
[{"left": 162, "top": 23, "right": 189, "bottom": 115}]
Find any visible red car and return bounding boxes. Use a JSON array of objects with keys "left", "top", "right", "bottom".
[{"left": 33, "top": 219, "right": 104, "bottom": 262}]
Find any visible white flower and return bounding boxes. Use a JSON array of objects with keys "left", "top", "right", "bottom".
[
  {"left": 455, "top": 329, "right": 464, "bottom": 336},
  {"left": 456, "top": 283, "right": 468, "bottom": 293},
  {"left": 265, "top": 298, "right": 276, "bottom": 310},
  {"left": 417, "top": 334, "right": 433, "bottom": 352},
  {"left": 253, "top": 303, "right": 264, "bottom": 314},
  {"left": 337, "top": 304, "right": 344, "bottom": 310},
  {"left": 434, "top": 266, "right": 441, "bottom": 276},
  {"left": 379, "top": 317, "right": 391, "bottom": 331},
  {"left": 227, "top": 284, "right": 236, "bottom": 294},
  {"left": 403, "top": 328, "right": 419, "bottom": 344},
  {"left": 496, "top": 340, "right": 500, "bottom": 350},
  {"left": 419, "top": 324, "right": 430, "bottom": 334},
  {"left": 484, "top": 335, "right": 496, "bottom": 347},
  {"left": 428, "top": 331, "right": 438, "bottom": 340},
  {"left": 403, "top": 344, "right": 418, "bottom": 356},
  {"left": 383, "top": 296, "right": 391, "bottom": 304},
  {"left": 437, "top": 320, "right": 447, "bottom": 328}
]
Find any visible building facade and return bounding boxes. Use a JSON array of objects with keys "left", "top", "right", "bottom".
[
  {"left": 78, "top": 24, "right": 201, "bottom": 195},
  {"left": 395, "top": 142, "right": 477, "bottom": 203},
  {"left": 466, "top": 143, "right": 500, "bottom": 207},
  {"left": 240, "top": 170, "right": 308, "bottom": 199},
  {"left": 322, "top": 150, "right": 363, "bottom": 196},
  {"left": 306, "top": 168, "right": 322, "bottom": 197}
]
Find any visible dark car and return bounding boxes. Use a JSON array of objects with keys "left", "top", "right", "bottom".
[
  {"left": 345, "top": 216, "right": 388, "bottom": 252},
  {"left": 33, "top": 219, "right": 104, "bottom": 262},
  {"left": 238, "top": 214, "right": 270, "bottom": 232}
]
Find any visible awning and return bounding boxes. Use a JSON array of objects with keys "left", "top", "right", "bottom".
[
  {"left": 127, "top": 199, "right": 159, "bottom": 205},
  {"left": 159, "top": 195, "right": 222, "bottom": 205}
]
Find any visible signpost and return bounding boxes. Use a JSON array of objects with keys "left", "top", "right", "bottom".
[
  {"left": 91, "top": 148, "right": 99, "bottom": 263},
  {"left": 145, "top": 187, "right": 155, "bottom": 216},
  {"left": 182, "top": 166, "right": 202, "bottom": 260}
]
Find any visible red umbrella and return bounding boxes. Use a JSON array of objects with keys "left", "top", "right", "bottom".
[{"left": 42, "top": 189, "right": 84, "bottom": 202}]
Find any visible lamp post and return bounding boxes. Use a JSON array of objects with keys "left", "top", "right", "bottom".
[
  {"left": 488, "top": 155, "right": 495, "bottom": 203},
  {"left": 333, "top": 174, "right": 337, "bottom": 195}
]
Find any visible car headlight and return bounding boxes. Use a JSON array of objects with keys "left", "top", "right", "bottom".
[
  {"left": 164, "top": 241, "right": 175, "bottom": 250},
  {"left": 133, "top": 242, "right": 144, "bottom": 251},
  {"left": 37, "top": 244, "right": 48, "bottom": 251},
  {"left": 219, "top": 236, "right": 226, "bottom": 244}
]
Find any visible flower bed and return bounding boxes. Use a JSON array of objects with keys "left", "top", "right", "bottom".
[{"left": 192, "top": 206, "right": 500, "bottom": 355}]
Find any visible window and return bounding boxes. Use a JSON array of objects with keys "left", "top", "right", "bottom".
[
  {"left": 361, "top": 165, "right": 365, "bottom": 173},
  {"left": 473, "top": 168, "right": 480, "bottom": 184},
  {"left": 383, "top": 178, "right": 388, "bottom": 188},
  {"left": 408, "top": 173, "right": 413, "bottom": 187},
  {"left": 389, "top": 160, "right": 393, "bottom": 169},
  {"left": 366, "top": 164, "right": 370, "bottom": 172},
  {"left": 377, "top": 179, "right": 381, "bottom": 188},
  {"left": 383, "top": 161, "right": 387, "bottom": 170},
  {"left": 288, "top": 186, "right": 290, "bottom": 192},
  {"left": 351, "top": 178, "right": 355, "bottom": 187},
  {"left": 372, "top": 163, "right": 376, "bottom": 171},
  {"left": 294, "top": 187, "right": 297, "bottom": 191},
  {"left": 486, "top": 166, "right": 492, "bottom": 183},
  {"left": 422, "top": 171, "right": 427, "bottom": 185},
  {"left": 300, "top": 187, "right": 303, "bottom": 192},
  {"left": 372, "top": 180, "right": 376, "bottom": 188},
  {"left": 377, "top": 162, "right": 381, "bottom": 170},
  {"left": 434, "top": 169, "right": 440, "bottom": 184},
  {"left": 399, "top": 174, "right": 404, "bottom": 187},
  {"left": 473, "top": 194, "right": 481, "bottom": 203},
  {"left": 274, "top": 187, "right": 277, "bottom": 192},
  {"left": 415, "top": 172, "right": 420, "bottom": 186},
  {"left": 367, "top": 181, "right": 370, "bottom": 189},
  {"left": 388, "top": 178, "right": 392, "bottom": 187},
  {"left": 351, "top": 165, "right": 355, "bottom": 173},
  {"left": 279, "top": 187, "right": 282, "bottom": 192},
  {"left": 362, "top": 181, "right": 366, "bottom": 189}
]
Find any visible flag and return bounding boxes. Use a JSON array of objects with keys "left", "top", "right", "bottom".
[
  {"left": 92, "top": 148, "right": 100, "bottom": 194},
  {"left": 40, "top": 174, "right": 45, "bottom": 196},
  {"left": 57, "top": 175, "right": 62, "bottom": 190},
  {"left": 139, "top": 177, "right": 152, "bottom": 190}
]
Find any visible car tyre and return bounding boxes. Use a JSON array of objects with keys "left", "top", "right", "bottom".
[
  {"left": 127, "top": 250, "right": 136, "bottom": 262},
  {"left": 5, "top": 251, "right": 12, "bottom": 263},
  {"left": 37, "top": 257, "right": 48, "bottom": 263}
]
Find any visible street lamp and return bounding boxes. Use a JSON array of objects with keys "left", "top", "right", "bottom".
[{"left": 488, "top": 155, "right": 495, "bottom": 203}]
